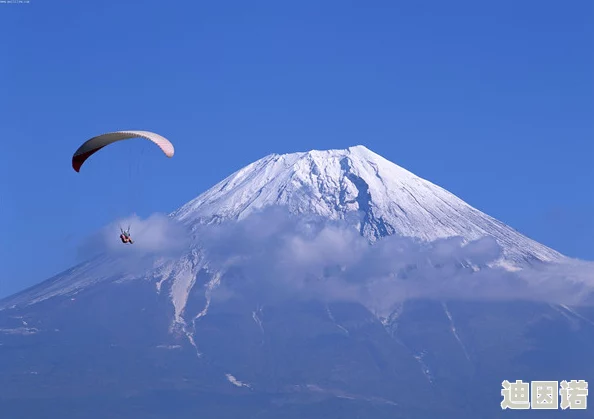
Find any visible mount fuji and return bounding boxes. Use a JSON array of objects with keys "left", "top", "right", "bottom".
[{"left": 0, "top": 145, "right": 592, "bottom": 419}]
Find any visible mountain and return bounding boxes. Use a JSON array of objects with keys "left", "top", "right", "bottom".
[
  {"left": 1, "top": 145, "right": 566, "bottom": 327},
  {"left": 0, "top": 145, "right": 592, "bottom": 419}
]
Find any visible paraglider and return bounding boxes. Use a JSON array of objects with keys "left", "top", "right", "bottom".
[
  {"left": 72, "top": 130, "right": 174, "bottom": 244},
  {"left": 71, "top": 130, "right": 174, "bottom": 172}
]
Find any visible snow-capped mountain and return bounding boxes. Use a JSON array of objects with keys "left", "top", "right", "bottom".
[
  {"left": 0, "top": 145, "right": 592, "bottom": 419},
  {"left": 0, "top": 145, "right": 565, "bottom": 319},
  {"left": 173, "top": 145, "right": 562, "bottom": 266},
  {"left": 0, "top": 145, "right": 568, "bottom": 316}
]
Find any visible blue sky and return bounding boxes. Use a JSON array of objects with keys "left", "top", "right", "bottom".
[{"left": 0, "top": 0, "right": 592, "bottom": 298}]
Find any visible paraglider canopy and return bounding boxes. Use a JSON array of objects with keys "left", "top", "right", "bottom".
[{"left": 72, "top": 130, "right": 174, "bottom": 172}]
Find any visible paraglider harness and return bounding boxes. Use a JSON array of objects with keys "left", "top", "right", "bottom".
[{"left": 119, "top": 226, "right": 134, "bottom": 244}]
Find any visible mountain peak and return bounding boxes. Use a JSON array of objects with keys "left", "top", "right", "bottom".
[
  {"left": 172, "top": 145, "right": 413, "bottom": 223},
  {"left": 172, "top": 145, "right": 563, "bottom": 267}
]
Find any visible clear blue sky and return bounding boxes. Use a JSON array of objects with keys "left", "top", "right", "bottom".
[{"left": 0, "top": 0, "right": 592, "bottom": 297}]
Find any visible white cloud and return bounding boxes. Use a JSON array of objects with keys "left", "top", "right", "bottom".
[
  {"left": 193, "top": 207, "right": 594, "bottom": 316},
  {"left": 74, "top": 207, "right": 594, "bottom": 316},
  {"left": 78, "top": 212, "right": 189, "bottom": 262}
]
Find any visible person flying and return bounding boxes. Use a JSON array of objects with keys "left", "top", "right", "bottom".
[
  {"left": 71, "top": 130, "right": 175, "bottom": 248},
  {"left": 120, "top": 227, "right": 134, "bottom": 244}
]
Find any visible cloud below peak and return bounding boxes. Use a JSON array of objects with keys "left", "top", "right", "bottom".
[
  {"left": 189, "top": 208, "right": 594, "bottom": 316},
  {"left": 75, "top": 207, "right": 594, "bottom": 317}
]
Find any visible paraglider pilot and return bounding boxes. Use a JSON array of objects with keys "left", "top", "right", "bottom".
[{"left": 120, "top": 227, "right": 134, "bottom": 244}]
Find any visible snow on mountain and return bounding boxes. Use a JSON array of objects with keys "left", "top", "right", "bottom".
[{"left": 172, "top": 145, "right": 563, "bottom": 265}]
